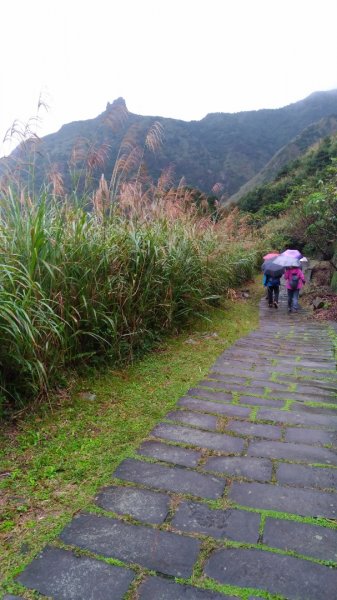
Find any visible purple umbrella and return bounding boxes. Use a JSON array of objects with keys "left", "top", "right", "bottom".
[
  {"left": 262, "top": 260, "right": 284, "bottom": 277},
  {"left": 282, "top": 249, "right": 302, "bottom": 259},
  {"left": 273, "top": 255, "right": 301, "bottom": 268}
]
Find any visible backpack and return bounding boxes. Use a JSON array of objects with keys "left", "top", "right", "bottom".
[
  {"left": 268, "top": 275, "right": 281, "bottom": 287},
  {"left": 289, "top": 273, "right": 299, "bottom": 290}
]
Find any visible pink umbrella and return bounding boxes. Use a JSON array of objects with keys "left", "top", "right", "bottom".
[
  {"left": 282, "top": 249, "right": 302, "bottom": 259},
  {"left": 263, "top": 252, "right": 279, "bottom": 260}
]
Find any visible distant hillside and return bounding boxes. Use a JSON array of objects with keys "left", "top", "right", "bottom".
[
  {"left": 229, "top": 115, "right": 337, "bottom": 203},
  {"left": 237, "top": 130, "right": 337, "bottom": 216},
  {"left": 235, "top": 129, "right": 337, "bottom": 267},
  {"left": 2, "top": 90, "right": 337, "bottom": 198}
]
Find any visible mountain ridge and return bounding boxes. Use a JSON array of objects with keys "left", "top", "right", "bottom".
[{"left": 2, "top": 90, "right": 337, "bottom": 199}]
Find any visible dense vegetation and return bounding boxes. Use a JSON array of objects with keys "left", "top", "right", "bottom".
[
  {"left": 237, "top": 133, "right": 337, "bottom": 265},
  {"left": 0, "top": 184, "right": 257, "bottom": 415},
  {"left": 2, "top": 90, "right": 337, "bottom": 199}
]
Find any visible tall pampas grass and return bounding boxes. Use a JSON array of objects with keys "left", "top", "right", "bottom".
[{"left": 0, "top": 117, "right": 258, "bottom": 414}]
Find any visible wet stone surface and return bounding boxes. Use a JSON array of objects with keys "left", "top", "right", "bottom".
[
  {"left": 296, "top": 369, "right": 337, "bottom": 379},
  {"left": 59, "top": 513, "right": 200, "bottom": 578},
  {"left": 293, "top": 402, "right": 337, "bottom": 414},
  {"left": 226, "top": 420, "right": 282, "bottom": 440},
  {"left": 114, "top": 458, "right": 226, "bottom": 499},
  {"left": 268, "top": 390, "right": 332, "bottom": 403},
  {"left": 210, "top": 367, "right": 255, "bottom": 379},
  {"left": 207, "top": 374, "right": 251, "bottom": 385},
  {"left": 165, "top": 410, "right": 218, "bottom": 430},
  {"left": 253, "top": 380, "right": 288, "bottom": 391},
  {"left": 276, "top": 462, "right": 337, "bottom": 490},
  {"left": 95, "top": 485, "right": 170, "bottom": 524},
  {"left": 229, "top": 481, "right": 337, "bottom": 518},
  {"left": 137, "top": 440, "right": 202, "bottom": 467},
  {"left": 203, "top": 456, "right": 272, "bottom": 482},
  {"left": 291, "top": 384, "right": 336, "bottom": 398},
  {"left": 178, "top": 396, "right": 251, "bottom": 417},
  {"left": 257, "top": 407, "right": 337, "bottom": 429},
  {"left": 284, "top": 427, "right": 337, "bottom": 446},
  {"left": 16, "top": 546, "right": 135, "bottom": 600},
  {"left": 151, "top": 423, "right": 245, "bottom": 453},
  {"left": 171, "top": 501, "right": 260, "bottom": 543},
  {"left": 138, "top": 576, "right": 237, "bottom": 599},
  {"left": 204, "top": 547, "right": 337, "bottom": 600},
  {"left": 263, "top": 518, "right": 337, "bottom": 561},
  {"left": 247, "top": 439, "right": 337, "bottom": 465},
  {"left": 186, "top": 387, "right": 233, "bottom": 402},
  {"left": 238, "top": 395, "right": 285, "bottom": 408}
]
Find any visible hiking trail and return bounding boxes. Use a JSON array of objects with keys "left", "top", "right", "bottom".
[{"left": 8, "top": 285, "right": 337, "bottom": 600}]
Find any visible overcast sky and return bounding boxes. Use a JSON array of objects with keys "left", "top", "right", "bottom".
[{"left": 1, "top": 0, "right": 337, "bottom": 156}]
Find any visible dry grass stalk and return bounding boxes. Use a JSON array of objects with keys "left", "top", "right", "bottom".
[
  {"left": 216, "top": 206, "right": 254, "bottom": 242},
  {"left": 48, "top": 165, "right": 65, "bottom": 197},
  {"left": 69, "top": 138, "right": 89, "bottom": 166},
  {"left": 157, "top": 166, "right": 175, "bottom": 192},
  {"left": 145, "top": 121, "right": 165, "bottom": 154},
  {"left": 86, "top": 143, "right": 110, "bottom": 173},
  {"left": 92, "top": 174, "right": 110, "bottom": 216}
]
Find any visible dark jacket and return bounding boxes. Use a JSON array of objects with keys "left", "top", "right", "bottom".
[{"left": 265, "top": 274, "right": 281, "bottom": 287}]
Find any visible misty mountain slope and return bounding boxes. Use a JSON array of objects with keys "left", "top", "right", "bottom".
[
  {"left": 229, "top": 114, "right": 337, "bottom": 203},
  {"left": 1, "top": 90, "right": 337, "bottom": 198}
]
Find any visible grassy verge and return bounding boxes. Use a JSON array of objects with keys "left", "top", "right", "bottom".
[{"left": 0, "top": 280, "right": 262, "bottom": 595}]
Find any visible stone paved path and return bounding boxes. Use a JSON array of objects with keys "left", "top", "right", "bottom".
[{"left": 9, "top": 287, "right": 337, "bottom": 600}]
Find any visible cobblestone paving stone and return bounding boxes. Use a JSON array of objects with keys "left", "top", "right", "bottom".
[
  {"left": 230, "top": 480, "right": 337, "bottom": 518},
  {"left": 203, "top": 455, "right": 273, "bottom": 482},
  {"left": 114, "top": 458, "right": 226, "bottom": 499},
  {"left": 17, "top": 546, "right": 135, "bottom": 599},
  {"left": 138, "top": 576, "right": 237, "bottom": 599},
  {"left": 95, "top": 485, "right": 170, "bottom": 524},
  {"left": 16, "top": 287, "right": 337, "bottom": 599},
  {"left": 289, "top": 402, "right": 337, "bottom": 416},
  {"left": 276, "top": 462, "right": 337, "bottom": 489},
  {"left": 59, "top": 513, "right": 200, "bottom": 577},
  {"left": 186, "top": 387, "right": 233, "bottom": 402},
  {"left": 204, "top": 547, "right": 337, "bottom": 600},
  {"left": 137, "top": 440, "right": 202, "bottom": 466},
  {"left": 225, "top": 420, "right": 282, "bottom": 439},
  {"left": 165, "top": 409, "right": 219, "bottom": 430},
  {"left": 284, "top": 426, "right": 337, "bottom": 446},
  {"left": 237, "top": 395, "right": 285, "bottom": 407},
  {"left": 178, "top": 395, "right": 252, "bottom": 417},
  {"left": 257, "top": 407, "right": 337, "bottom": 428},
  {"left": 263, "top": 518, "right": 337, "bottom": 561},
  {"left": 171, "top": 501, "right": 260, "bottom": 543},
  {"left": 247, "top": 439, "right": 337, "bottom": 464},
  {"left": 151, "top": 422, "right": 245, "bottom": 452}
]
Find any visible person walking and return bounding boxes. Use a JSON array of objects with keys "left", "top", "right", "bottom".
[
  {"left": 265, "top": 272, "right": 282, "bottom": 308},
  {"left": 284, "top": 264, "right": 305, "bottom": 313}
]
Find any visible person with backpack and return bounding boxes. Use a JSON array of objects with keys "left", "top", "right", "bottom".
[
  {"left": 284, "top": 264, "right": 306, "bottom": 313},
  {"left": 265, "top": 272, "right": 282, "bottom": 308}
]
